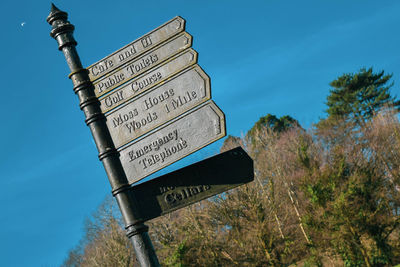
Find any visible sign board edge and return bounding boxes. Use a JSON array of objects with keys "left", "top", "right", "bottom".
[{"left": 87, "top": 16, "right": 186, "bottom": 81}]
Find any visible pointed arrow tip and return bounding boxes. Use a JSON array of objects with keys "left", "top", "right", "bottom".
[
  {"left": 51, "top": 3, "right": 59, "bottom": 12},
  {"left": 47, "top": 3, "right": 67, "bottom": 24}
]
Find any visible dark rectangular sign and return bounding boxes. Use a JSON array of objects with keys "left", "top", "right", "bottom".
[{"left": 130, "top": 146, "right": 254, "bottom": 222}]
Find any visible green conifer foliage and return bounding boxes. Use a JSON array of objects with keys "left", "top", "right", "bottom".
[{"left": 325, "top": 67, "right": 400, "bottom": 125}]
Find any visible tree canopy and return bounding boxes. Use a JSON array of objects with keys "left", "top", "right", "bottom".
[
  {"left": 250, "top": 114, "right": 300, "bottom": 134},
  {"left": 62, "top": 68, "right": 400, "bottom": 266},
  {"left": 324, "top": 67, "right": 400, "bottom": 125}
]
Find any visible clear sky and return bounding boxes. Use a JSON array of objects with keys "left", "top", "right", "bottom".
[{"left": 1, "top": 1, "right": 400, "bottom": 266}]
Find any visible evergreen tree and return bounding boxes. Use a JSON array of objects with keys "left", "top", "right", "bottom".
[
  {"left": 323, "top": 67, "right": 399, "bottom": 125},
  {"left": 305, "top": 67, "right": 400, "bottom": 266}
]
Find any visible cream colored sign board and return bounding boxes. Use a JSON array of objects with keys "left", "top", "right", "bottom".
[
  {"left": 119, "top": 101, "right": 226, "bottom": 184},
  {"left": 106, "top": 66, "right": 211, "bottom": 148},
  {"left": 93, "top": 33, "right": 192, "bottom": 98},
  {"left": 87, "top": 17, "right": 185, "bottom": 82},
  {"left": 99, "top": 49, "right": 197, "bottom": 113}
]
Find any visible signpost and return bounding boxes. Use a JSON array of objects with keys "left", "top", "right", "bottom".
[
  {"left": 130, "top": 146, "right": 253, "bottom": 221},
  {"left": 99, "top": 49, "right": 197, "bottom": 113},
  {"left": 93, "top": 32, "right": 192, "bottom": 97},
  {"left": 119, "top": 101, "right": 225, "bottom": 184},
  {"left": 88, "top": 16, "right": 185, "bottom": 82},
  {"left": 106, "top": 66, "right": 211, "bottom": 149},
  {"left": 48, "top": 5, "right": 253, "bottom": 267}
]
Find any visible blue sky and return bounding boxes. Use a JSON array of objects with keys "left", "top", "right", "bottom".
[{"left": 2, "top": 1, "right": 400, "bottom": 266}]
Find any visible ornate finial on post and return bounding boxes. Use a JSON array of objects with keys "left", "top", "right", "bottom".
[
  {"left": 47, "top": 4, "right": 76, "bottom": 50},
  {"left": 47, "top": 3, "right": 67, "bottom": 24}
]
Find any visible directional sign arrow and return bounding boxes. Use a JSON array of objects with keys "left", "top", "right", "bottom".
[
  {"left": 93, "top": 32, "right": 192, "bottom": 98},
  {"left": 119, "top": 101, "right": 226, "bottom": 184},
  {"left": 130, "top": 146, "right": 254, "bottom": 222},
  {"left": 87, "top": 16, "right": 185, "bottom": 82},
  {"left": 106, "top": 65, "right": 211, "bottom": 148},
  {"left": 99, "top": 49, "right": 198, "bottom": 113}
]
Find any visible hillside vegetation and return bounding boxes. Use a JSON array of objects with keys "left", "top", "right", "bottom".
[{"left": 63, "top": 68, "right": 400, "bottom": 267}]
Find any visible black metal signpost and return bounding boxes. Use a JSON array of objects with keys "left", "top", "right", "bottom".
[
  {"left": 47, "top": 5, "right": 160, "bottom": 266},
  {"left": 47, "top": 4, "right": 254, "bottom": 267}
]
